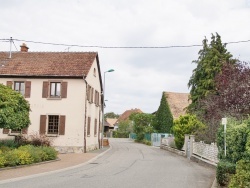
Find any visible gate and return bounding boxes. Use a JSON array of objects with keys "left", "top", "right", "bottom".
[{"left": 151, "top": 133, "right": 169, "bottom": 147}]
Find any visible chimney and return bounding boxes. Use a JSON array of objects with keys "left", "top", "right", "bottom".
[{"left": 20, "top": 43, "right": 29, "bottom": 52}]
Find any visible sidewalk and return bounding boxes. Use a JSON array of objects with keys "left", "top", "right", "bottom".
[{"left": 0, "top": 147, "right": 110, "bottom": 181}]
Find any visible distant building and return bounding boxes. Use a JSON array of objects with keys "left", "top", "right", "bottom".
[{"left": 114, "top": 108, "right": 142, "bottom": 130}]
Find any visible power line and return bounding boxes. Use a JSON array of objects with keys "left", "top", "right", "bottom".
[{"left": 0, "top": 38, "right": 250, "bottom": 49}]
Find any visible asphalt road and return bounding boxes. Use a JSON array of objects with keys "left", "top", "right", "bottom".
[{"left": 0, "top": 138, "right": 215, "bottom": 188}]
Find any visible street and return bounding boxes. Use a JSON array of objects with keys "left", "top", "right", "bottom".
[{"left": 0, "top": 138, "right": 215, "bottom": 188}]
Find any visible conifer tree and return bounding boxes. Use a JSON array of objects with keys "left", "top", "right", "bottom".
[
  {"left": 153, "top": 92, "right": 173, "bottom": 133},
  {"left": 188, "top": 33, "right": 235, "bottom": 112}
]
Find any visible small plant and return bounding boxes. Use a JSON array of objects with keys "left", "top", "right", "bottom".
[
  {"left": 229, "top": 160, "right": 250, "bottom": 188},
  {"left": 216, "top": 160, "right": 236, "bottom": 186},
  {"left": 29, "top": 132, "right": 53, "bottom": 146}
]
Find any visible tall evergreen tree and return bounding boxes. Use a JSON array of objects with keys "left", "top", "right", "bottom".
[
  {"left": 188, "top": 33, "right": 235, "bottom": 112},
  {"left": 153, "top": 92, "right": 173, "bottom": 133}
]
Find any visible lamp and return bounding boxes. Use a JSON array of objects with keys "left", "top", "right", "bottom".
[{"left": 101, "top": 69, "right": 114, "bottom": 148}]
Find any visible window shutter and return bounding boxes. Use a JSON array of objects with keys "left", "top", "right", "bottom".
[
  {"left": 87, "top": 117, "right": 91, "bottom": 135},
  {"left": 3, "top": 128, "right": 9, "bottom": 134},
  {"left": 42, "top": 81, "right": 49, "bottom": 98},
  {"left": 24, "top": 81, "right": 31, "bottom": 98},
  {"left": 59, "top": 115, "right": 66, "bottom": 135},
  {"left": 6, "top": 81, "right": 13, "bottom": 88},
  {"left": 94, "top": 119, "right": 97, "bottom": 135},
  {"left": 61, "top": 82, "right": 68, "bottom": 98},
  {"left": 40, "top": 115, "right": 46, "bottom": 134},
  {"left": 22, "top": 127, "right": 28, "bottom": 134},
  {"left": 91, "top": 88, "right": 94, "bottom": 103}
]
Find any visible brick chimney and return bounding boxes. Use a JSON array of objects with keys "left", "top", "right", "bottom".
[{"left": 20, "top": 43, "right": 29, "bottom": 52}]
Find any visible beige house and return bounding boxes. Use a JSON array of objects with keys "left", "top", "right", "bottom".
[
  {"left": 164, "top": 92, "right": 190, "bottom": 119},
  {"left": 0, "top": 44, "right": 103, "bottom": 153}
]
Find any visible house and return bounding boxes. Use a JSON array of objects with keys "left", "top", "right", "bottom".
[
  {"left": 0, "top": 43, "right": 103, "bottom": 153},
  {"left": 103, "top": 118, "right": 117, "bottom": 137},
  {"left": 163, "top": 92, "right": 190, "bottom": 119},
  {"left": 114, "top": 108, "right": 142, "bottom": 130}
]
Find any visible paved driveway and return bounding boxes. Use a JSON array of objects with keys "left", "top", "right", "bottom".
[{"left": 0, "top": 138, "right": 215, "bottom": 188}]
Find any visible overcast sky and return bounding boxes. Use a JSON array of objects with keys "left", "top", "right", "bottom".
[{"left": 1, "top": 0, "right": 250, "bottom": 114}]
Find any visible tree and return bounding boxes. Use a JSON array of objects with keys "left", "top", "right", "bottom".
[
  {"left": 0, "top": 84, "right": 30, "bottom": 129},
  {"left": 104, "top": 112, "right": 119, "bottom": 120},
  {"left": 113, "top": 120, "right": 133, "bottom": 138},
  {"left": 129, "top": 113, "right": 154, "bottom": 141},
  {"left": 188, "top": 33, "right": 235, "bottom": 112},
  {"left": 153, "top": 92, "right": 173, "bottom": 133},
  {"left": 172, "top": 114, "right": 205, "bottom": 150},
  {"left": 205, "top": 62, "right": 250, "bottom": 119}
]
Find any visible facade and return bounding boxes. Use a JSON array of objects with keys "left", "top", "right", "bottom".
[{"left": 0, "top": 44, "right": 103, "bottom": 153}]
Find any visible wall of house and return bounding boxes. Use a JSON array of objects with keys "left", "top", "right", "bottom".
[{"left": 85, "top": 58, "right": 102, "bottom": 151}]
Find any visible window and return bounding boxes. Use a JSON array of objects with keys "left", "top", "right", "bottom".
[
  {"left": 93, "top": 68, "right": 96, "bottom": 77},
  {"left": 94, "top": 90, "right": 100, "bottom": 106},
  {"left": 40, "top": 115, "right": 66, "bottom": 135},
  {"left": 7, "top": 81, "right": 31, "bottom": 98},
  {"left": 14, "top": 81, "right": 25, "bottom": 95},
  {"left": 50, "top": 82, "right": 61, "bottom": 98},
  {"left": 87, "top": 85, "right": 94, "bottom": 103},
  {"left": 42, "top": 81, "right": 67, "bottom": 99},
  {"left": 48, "top": 115, "right": 59, "bottom": 134}
]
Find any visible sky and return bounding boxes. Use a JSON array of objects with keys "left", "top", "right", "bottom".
[{"left": 0, "top": 0, "right": 250, "bottom": 114}]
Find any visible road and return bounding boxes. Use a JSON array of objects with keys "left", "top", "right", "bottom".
[{"left": 0, "top": 138, "right": 215, "bottom": 188}]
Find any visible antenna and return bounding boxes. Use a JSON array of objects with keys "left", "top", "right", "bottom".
[{"left": 9, "top": 37, "right": 12, "bottom": 58}]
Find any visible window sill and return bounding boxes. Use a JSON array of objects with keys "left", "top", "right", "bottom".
[
  {"left": 8, "top": 133, "right": 21, "bottom": 136},
  {"left": 46, "top": 134, "right": 59, "bottom": 137},
  {"left": 87, "top": 135, "right": 91, "bottom": 137},
  {"left": 47, "top": 97, "right": 62, "bottom": 100}
]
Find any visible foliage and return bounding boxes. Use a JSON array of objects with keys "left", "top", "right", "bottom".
[
  {"left": 172, "top": 114, "right": 205, "bottom": 150},
  {"left": 217, "top": 118, "right": 250, "bottom": 163},
  {"left": 104, "top": 112, "right": 119, "bottom": 120},
  {"left": 153, "top": 92, "right": 173, "bottom": 133},
  {"left": 130, "top": 113, "right": 154, "bottom": 141},
  {"left": 0, "top": 139, "right": 19, "bottom": 149},
  {"left": 0, "top": 84, "right": 31, "bottom": 129},
  {"left": 113, "top": 120, "right": 133, "bottom": 138},
  {"left": 216, "top": 160, "right": 236, "bottom": 186},
  {"left": 201, "top": 62, "right": 250, "bottom": 121},
  {"left": 188, "top": 33, "right": 235, "bottom": 112},
  {"left": 0, "top": 145, "right": 58, "bottom": 168},
  {"left": 14, "top": 133, "right": 53, "bottom": 147},
  {"left": 229, "top": 159, "right": 250, "bottom": 188}
]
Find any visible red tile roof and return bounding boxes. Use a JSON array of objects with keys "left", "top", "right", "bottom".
[
  {"left": 116, "top": 108, "right": 143, "bottom": 123},
  {"left": 0, "top": 52, "right": 98, "bottom": 77}
]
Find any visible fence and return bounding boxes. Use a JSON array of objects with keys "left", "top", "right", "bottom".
[{"left": 161, "top": 135, "right": 218, "bottom": 165}]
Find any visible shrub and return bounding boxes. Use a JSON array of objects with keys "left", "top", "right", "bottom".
[
  {"left": 0, "top": 150, "right": 6, "bottom": 168},
  {"left": 18, "top": 145, "right": 48, "bottom": 163},
  {"left": 29, "top": 133, "right": 53, "bottom": 146},
  {"left": 142, "top": 139, "right": 151, "bottom": 146},
  {"left": 41, "top": 147, "right": 57, "bottom": 160},
  {"left": 0, "top": 139, "right": 19, "bottom": 148},
  {"left": 216, "top": 160, "right": 236, "bottom": 186},
  {"left": 3, "top": 149, "right": 21, "bottom": 166},
  {"left": 172, "top": 114, "right": 205, "bottom": 150},
  {"left": 229, "top": 159, "right": 250, "bottom": 188},
  {"left": 217, "top": 118, "right": 250, "bottom": 163}
]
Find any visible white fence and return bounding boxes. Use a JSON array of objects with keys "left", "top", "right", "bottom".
[
  {"left": 193, "top": 142, "right": 218, "bottom": 163},
  {"left": 161, "top": 135, "right": 218, "bottom": 165}
]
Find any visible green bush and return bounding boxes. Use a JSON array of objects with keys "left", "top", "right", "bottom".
[
  {"left": 217, "top": 118, "right": 250, "bottom": 163},
  {"left": 113, "top": 131, "right": 129, "bottom": 138},
  {"left": 18, "top": 145, "right": 48, "bottom": 163},
  {"left": 216, "top": 160, "right": 236, "bottom": 186},
  {"left": 229, "top": 160, "right": 250, "bottom": 188},
  {"left": 0, "top": 150, "right": 6, "bottom": 168},
  {"left": 172, "top": 114, "right": 205, "bottom": 150},
  {"left": 41, "top": 147, "right": 57, "bottom": 160},
  {"left": 142, "top": 139, "right": 151, "bottom": 146},
  {"left": 0, "top": 139, "right": 19, "bottom": 149}
]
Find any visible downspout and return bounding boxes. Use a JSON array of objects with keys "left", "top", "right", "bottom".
[
  {"left": 83, "top": 76, "right": 88, "bottom": 153},
  {"left": 98, "top": 95, "right": 102, "bottom": 149}
]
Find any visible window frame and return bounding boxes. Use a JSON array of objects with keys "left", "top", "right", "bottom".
[
  {"left": 14, "top": 81, "right": 25, "bottom": 95},
  {"left": 49, "top": 82, "right": 61, "bottom": 98},
  {"left": 47, "top": 115, "right": 59, "bottom": 135}
]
